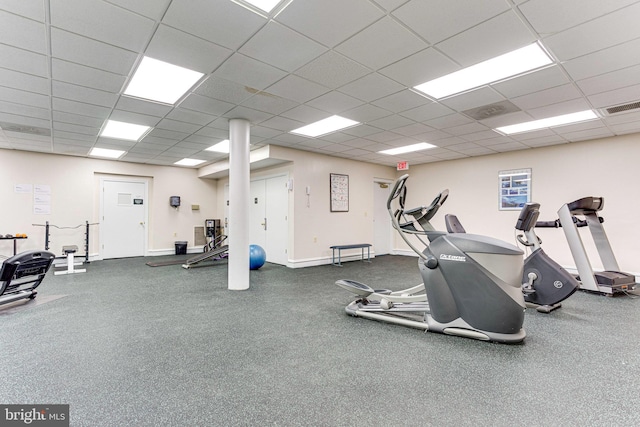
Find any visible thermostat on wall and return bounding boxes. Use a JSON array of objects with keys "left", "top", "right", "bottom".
[{"left": 170, "top": 196, "right": 181, "bottom": 208}]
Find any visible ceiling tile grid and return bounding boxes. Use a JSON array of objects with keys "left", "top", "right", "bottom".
[{"left": 1, "top": 0, "right": 640, "bottom": 167}]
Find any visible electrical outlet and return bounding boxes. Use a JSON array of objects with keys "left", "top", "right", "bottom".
[
  {"left": 173, "top": 232, "right": 177, "bottom": 237},
  {"left": 313, "top": 236, "right": 317, "bottom": 243}
]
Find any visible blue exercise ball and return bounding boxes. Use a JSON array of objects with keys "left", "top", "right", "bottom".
[{"left": 249, "top": 244, "right": 266, "bottom": 270}]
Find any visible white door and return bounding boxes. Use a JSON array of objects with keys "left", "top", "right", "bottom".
[
  {"left": 248, "top": 175, "right": 289, "bottom": 266},
  {"left": 101, "top": 179, "right": 147, "bottom": 259},
  {"left": 264, "top": 176, "right": 289, "bottom": 265},
  {"left": 373, "top": 181, "right": 392, "bottom": 256},
  {"left": 250, "top": 180, "right": 267, "bottom": 249}
]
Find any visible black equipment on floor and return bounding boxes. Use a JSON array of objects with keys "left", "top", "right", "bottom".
[
  {"left": 336, "top": 174, "right": 527, "bottom": 344},
  {"left": 445, "top": 203, "right": 579, "bottom": 313},
  {"left": 0, "top": 250, "right": 55, "bottom": 307}
]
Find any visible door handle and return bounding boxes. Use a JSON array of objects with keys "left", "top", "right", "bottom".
[{"left": 261, "top": 218, "right": 267, "bottom": 231}]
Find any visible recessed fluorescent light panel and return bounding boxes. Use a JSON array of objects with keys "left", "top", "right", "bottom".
[
  {"left": 205, "top": 140, "right": 230, "bottom": 153},
  {"left": 100, "top": 120, "right": 150, "bottom": 141},
  {"left": 290, "top": 115, "right": 360, "bottom": 137},
  {"left": 378, "top": 142, "right": 437, "bottom": 155},
  {"left": 243, "top": 0, "right": 282, "bottom": 12},
  {"left": 174, "top": 158, "right": 205, "bottom": 167},
  {"left": 414, "top": 43, "right": 553, "bottom": 99},
  {"left": 89, "top": 147, "right": 126, "bottom": 159},
  {"left": 495, "top": 110, "right": 599, "bottom": 135},
  {"left": 124, "top": 56, "right": 204, "bottom": 104}
]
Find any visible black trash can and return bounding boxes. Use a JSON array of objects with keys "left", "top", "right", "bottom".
[{"left": 175, "top": 241, "right": 187, "bottom": 255}]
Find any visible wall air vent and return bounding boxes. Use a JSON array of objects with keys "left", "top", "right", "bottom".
[{"left": 604, "top": 101, "right": 640, "bottom": 115}]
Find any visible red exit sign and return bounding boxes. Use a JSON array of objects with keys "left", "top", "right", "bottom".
[{"left": 397, "top": 161, "right": 409, "bottom": 171}]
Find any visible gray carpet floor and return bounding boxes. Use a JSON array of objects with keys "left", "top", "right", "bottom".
[{"left": 1, "top": 255, "right": 639, "bottom": 426}]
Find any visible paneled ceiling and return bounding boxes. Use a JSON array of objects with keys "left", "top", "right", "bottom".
[{"left": 1, "top": 0, "right": 640, "bottom": 168}]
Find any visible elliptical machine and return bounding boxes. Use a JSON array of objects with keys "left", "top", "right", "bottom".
[
  {"left": 446, "top": 202, "right": 579, "bottom": 313},
  {"left": 335, "top": 174, "right": 527, "bottom": 344}
]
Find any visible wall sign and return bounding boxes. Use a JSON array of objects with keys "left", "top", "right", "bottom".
[
  {"left": 499, "top": 168, "right": 531, "bottom": 210},
  {"left": 330, "top": 173, "right": 349, "bottom": 212}
]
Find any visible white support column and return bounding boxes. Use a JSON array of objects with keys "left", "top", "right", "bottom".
[{"left": 228, "top": 118, "right": 250, "bottom": 290}]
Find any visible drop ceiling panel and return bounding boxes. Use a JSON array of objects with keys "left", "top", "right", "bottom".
[
  {"left": 306, "top": 91, "right": 363, "bottom": 114},
  {"left": 295, "top": 51, "right": 370, "bottom": 89},
  {"left": 510, "top": 84, "right": 582, "bottom": 111},
  {"left": 146, "top": 25, "right": 233, "bottom": 74},
  {"left": 0, "top": 102, "right": 49, "bottom": 120},
  {"left": 51, "top": 97, "right": 111, "bottom": 120},
  {"left": 163, "top": 0, "right": 266, "bottom": 50},
  {"left": 51, "top": 59, "right": 126, "bottom": 93},
  {"left": 439, "top": 87, "right": 505, "bottom": 111},
  {"left": 165, "top": 108, "right": 216, "bottom": 126},
  {"left": 587, "top": 83, "right": 640, "bottom": 109},
  {"left": 108, "top": 110, "right": 162, "bottom": 127},
  {"left": 51, "top": 28, "right": 138, "bottom": 75},
  {"left": 341, "top": 104, "right": 393, "bottom": 123},
  {"left": 180, "top": 94, "right": 235, "bottom": 116},
  {"left": 222, "top": 106, "right": 273, "bottom": 123},
  {"left": 0, "top": 87, "right": 50, "bottom": 109},
  {"left": 0, "top": 68, "right": 49, "bottom": 95},
  {"left": 379, "top": 48, "right": 459, "bottom": 88},
  {"left": 275, "top": 0, "right": 383, "bottom": 48},
  {"left": 52, "top": 81, "right": 119, "bottom": 108},
  {"left": 436, "top": 11, "right": 537, "bottom": 67},
  {"left": 491, "top": 66, "right": 570, "bottom": 99},
  {"left": 0, "top": 44, "right": 48, "bottom": 77},
  {"left": 106, "top": 0, "right": 172, "bottom": 21},
  {"left": 577, "top": 64, "right": 640, "bottom": 96},
  {"left": 371, "top": 90, "right": 430, "bottom": 113},
  {"left": 543, "top": 2, "right": 640, "bottom": 61},
  {"left": 334, "top": 17, "right": 426, "bottom": 70},
  {"left": 239, "top": 92, "right": 299, "bottom": 115},
  {"left": 561, "top": 38, "right": 640, "bottom": 81},
  {"left": 213, "top": 54, "right": 288, "bottom": 91},
  {"left": 239, "top": 21, "right": 327, "bottom": 72},
  {"left": 194, "top": 76, "right": 255, "bottom": 105},
  {"left": 338, "top": 73, "right": 404, "bottom": 103},
  {"left": 0, "top": 9, "right": 46, "bottom": 54},
  {"left": 51, "top": 111, "right": 102, "bottom": 128},
  {"left": 521, "top": 0, "right": 639, "bottom": 35},
  {"left": 115, "top": 97, "right": 173, "bottom": 117},
  {"left": 0, "top": 0, "right": 45, "bottom": 21},
  {"left": 265, "top": 75, "right": 329, "bottom": 104},
  {"left": 392, "top": 0, "right": 509, "bottom": 44},
  {"left": 50, "top": 0, "right": 155, "bottom": 51}
]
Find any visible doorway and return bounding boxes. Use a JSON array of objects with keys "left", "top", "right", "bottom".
[
  {"left": 100, "top": 178, "right": 148, "bottom": 259},
  {"left": 224, "top": 174, "right": 289, "bottom": 266},
  {"left": 373, "top": 180, "right": 393, "bottom": 256}
]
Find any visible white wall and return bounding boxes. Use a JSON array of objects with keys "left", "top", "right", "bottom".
[
  {"left": 405, "top": 133, "right": 640, "bottom": 275},
  {"left": 0, "top": 149, "right": 217, "bottom": 258},
  {"left": 3, "top": 131, "right": 639, "bottom": 275}
]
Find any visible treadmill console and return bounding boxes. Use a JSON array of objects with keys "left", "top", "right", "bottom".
[{"left": 567, "top": 196, "right": 604, "bottom": 214}]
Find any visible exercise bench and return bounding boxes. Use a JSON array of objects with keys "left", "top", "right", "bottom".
[
  {"left": 330, "top": 243, "right": 372, "bottom": 266},
  {"left": 55, "top": 245, "right": 86, "bottom": 275}
]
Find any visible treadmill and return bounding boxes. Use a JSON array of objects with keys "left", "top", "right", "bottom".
[{"left": 556, "top": 196, "right": 636, "bottom": 294}]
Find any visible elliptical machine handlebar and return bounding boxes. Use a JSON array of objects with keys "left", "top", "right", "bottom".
[{"left": 387, "top": 174, "right": 450, "bottom": 260}]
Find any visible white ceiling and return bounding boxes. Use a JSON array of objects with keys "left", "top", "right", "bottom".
[{"left": 2, "top": 0, "right": 640, "bottom": 169}]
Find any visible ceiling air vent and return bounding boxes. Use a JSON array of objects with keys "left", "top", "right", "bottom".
[
  {"left": 604, "top": 101, "right": 640, "bottom": 115},
  {"left": 0, "top": 122, "right": 51, "bottom": 136},
  {"left": 461, "top": 100, "right": 521, "bottom": 120}
]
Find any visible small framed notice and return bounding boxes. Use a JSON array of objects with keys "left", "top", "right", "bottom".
[
  {"left": 330, "top": 173, "right": 349, "bottom": 212},
  {"left": 499, "top": 168, "right": 531, "bottom": 210}
]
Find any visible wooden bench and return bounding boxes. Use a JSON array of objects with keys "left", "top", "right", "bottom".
[{"left": 330, "top": 244, "right": 372, "bottom": 266}]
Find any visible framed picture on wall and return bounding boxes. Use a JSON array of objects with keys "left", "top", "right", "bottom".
[
  {"left": 330, "top": 173, "right": 349, "bottom": 212},
  {"left": 499, "top": 168, "right": 531, "bottom": 210}
]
